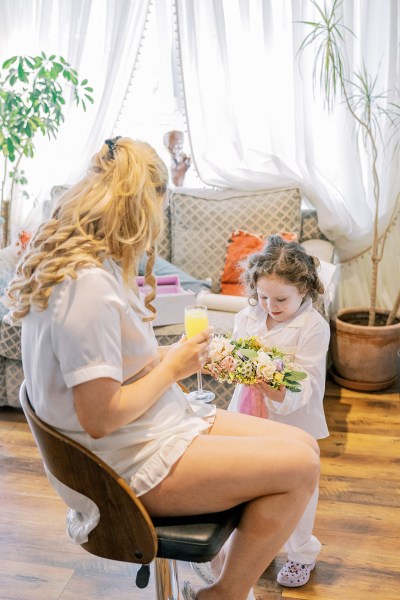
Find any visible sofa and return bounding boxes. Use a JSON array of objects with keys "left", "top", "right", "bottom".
[{"left": 0, "top": 186, "right": 329, "bottom": 409}]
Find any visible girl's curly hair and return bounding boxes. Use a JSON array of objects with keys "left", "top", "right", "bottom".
[
  {"left": 241, "top": 234, "right": 325, "bottom": 303},
  {"left": 6, "top": 137, "right": 168, "bottom": 322}
]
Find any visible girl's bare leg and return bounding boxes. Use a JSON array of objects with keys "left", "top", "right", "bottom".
[{"left": 141, "top": 411, "right": 320, "bottom": 600}]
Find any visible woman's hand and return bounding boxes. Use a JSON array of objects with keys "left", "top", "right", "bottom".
[
  {"left": 255, "top": 381, "right": 286, "bottom": 403},
  {"left": 162, "top": 327, "right": 214, "bottom": 381}
]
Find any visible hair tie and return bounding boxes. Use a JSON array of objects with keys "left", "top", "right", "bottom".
[{"left": 104, "top": 136, "right": 122, "bottom": 158}]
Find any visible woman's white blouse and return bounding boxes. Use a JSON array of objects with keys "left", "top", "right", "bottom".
[
  {"left": 21, "top": 260, "right": 215, "bottom": 496},
  {"left": 229, "top": 298, "right": 330, "bottom": 439}
]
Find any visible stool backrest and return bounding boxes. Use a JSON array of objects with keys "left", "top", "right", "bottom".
[{"left": 19, "top": 383, "right": 158, "bottom": 564}]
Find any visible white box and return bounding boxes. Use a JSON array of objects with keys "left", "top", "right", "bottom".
[{"left": 136, "top": 275, "right": 196, "bottom": 327}]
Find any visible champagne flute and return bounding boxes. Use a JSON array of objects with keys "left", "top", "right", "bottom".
[{"left": 184, "top": 304, "right": 215, "bottom": 402}]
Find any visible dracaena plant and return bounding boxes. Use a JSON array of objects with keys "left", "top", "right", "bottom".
[
  {"left": 0, "top": 52, "right": 94, "bottom": 245},
  {"left": 297, "top": 0, "right": 400, "bottom": 326}
]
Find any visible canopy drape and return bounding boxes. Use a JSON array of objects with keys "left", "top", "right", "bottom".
[{"left": 175, "top": 0, "right": 400, "bottom": 310}]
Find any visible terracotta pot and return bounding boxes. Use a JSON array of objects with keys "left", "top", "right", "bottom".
[{"left": 330, "top": 308, "right": 400, "bottom": 391}]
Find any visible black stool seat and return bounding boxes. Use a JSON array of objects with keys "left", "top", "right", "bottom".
[{"left": 154, "top": 504, "right": 243, "bottom": 562}]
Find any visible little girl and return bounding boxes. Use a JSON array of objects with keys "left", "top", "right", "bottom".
[
  {"left": 190, "top": 234, "right": 328, "bottom": 592},
  {"left": 229, "top": 234, "right": 330, "bottom": 588}
]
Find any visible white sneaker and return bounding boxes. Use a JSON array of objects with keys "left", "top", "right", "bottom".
[
  {"left": 277, "top": 560, "right": 315, "bottom": 587},
  {"left": 190, "top": 562, "right": 216, "bottom": 585},
  {"left": 182, "top": 580, "right": 197, "bottom": 599},
  {"left": 190, "top": 562, "right": 256, "bottom": 599}
]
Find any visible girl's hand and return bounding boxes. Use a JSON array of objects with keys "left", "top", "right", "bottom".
[
  {"left": 255, "top": 381, "right": 286, "bottom": 403},
  {"left": 162, "top": 327, "right": 214, "bottom": 381}
]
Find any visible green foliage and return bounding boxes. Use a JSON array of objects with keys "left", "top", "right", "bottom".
[
  {"left": 0, "top": 52, "right": 93, "bottom": 164},
  {"left": 297, "top": 0, "right": 352, "bottom": 112},
  {"left": 297, "top": 0, "right": 400, "bottom": 325}
]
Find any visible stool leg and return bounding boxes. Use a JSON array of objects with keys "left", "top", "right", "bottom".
[{"left": 155, "top": 558, "right": 180, "bottom": 600}]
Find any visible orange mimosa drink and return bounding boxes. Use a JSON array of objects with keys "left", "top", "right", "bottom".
[
  {"left": 184, "top": 304, "right": 215, "bottom": 402},
  {"left": 185, "top": 306, "right": 209, "bottom": 339}
]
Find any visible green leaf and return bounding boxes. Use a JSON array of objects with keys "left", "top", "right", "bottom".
[
  {"left": 2, "top": 56, "right": 17, "bottom": 69},
  {"left": 84, "top": 94, "right": 94, "bottom": 104},
  {"left": 289, "top": 371, "right": 308, "bottom": 380},
  {"left": 84, "top": 86, "right": 94, "bottom": 92},
  {"left": 81, "top": 78, "right": 88, "bottom": 86},
  {"left": 285, "top": 384, "right": 302, "bottom": 393},
  {"left": 17, "top": 61, "right": 27, "bottom": 82},
  {"left": 239, "top": 348, "right": 259, "bottom": 359},
  {"left": 5, "top": 138, "right": 15, "bottom": 161}
]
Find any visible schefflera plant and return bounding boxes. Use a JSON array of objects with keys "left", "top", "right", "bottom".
[{"left": 0, "top": 52, "right": 94, "bottom": 245}]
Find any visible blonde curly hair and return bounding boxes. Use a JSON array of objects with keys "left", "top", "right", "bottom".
[{"left": 6, "top": 137, "right": 168, "bottom": 322}]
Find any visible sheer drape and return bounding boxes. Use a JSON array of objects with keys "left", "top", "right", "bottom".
[
  {"left": 176, "top": 0, "right": 400, "bottom": 311},
  {"left": 0, "top": 0, "right": 150, "bottom": 237}
]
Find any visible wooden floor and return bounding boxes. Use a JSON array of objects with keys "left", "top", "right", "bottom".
[{"left": 0, "top": 374, "right": 399, "bottom": 600}]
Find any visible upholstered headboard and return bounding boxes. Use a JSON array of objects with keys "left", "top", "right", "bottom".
[{"left": 159, "top": 187, "right": 303, "bottom": 292}]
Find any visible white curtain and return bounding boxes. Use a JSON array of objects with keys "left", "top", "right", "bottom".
[
  {"left": 0, "top": 0, "right": 151, "bottom": 238},
  {"left": 176, "top": 0, "right": 400, "bottom": 311}
]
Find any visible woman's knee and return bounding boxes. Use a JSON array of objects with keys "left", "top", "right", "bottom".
[
  {"left": 291, "top": 427, "right": 320, "bottom": 456},
  {"left": 299, "top": 442, "right": 320, "bottom": 491}
]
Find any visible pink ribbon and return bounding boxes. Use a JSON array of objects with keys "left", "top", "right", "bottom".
[{"left": 237, "top": 385, "right": 269, "bottom": 418}]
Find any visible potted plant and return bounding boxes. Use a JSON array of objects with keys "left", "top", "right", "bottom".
[
  {"left": 0, "top": 52, "right": 93, "bottom": 245},
  {"left": 297, "top": 0, "right": 400, "bottom": 390}
]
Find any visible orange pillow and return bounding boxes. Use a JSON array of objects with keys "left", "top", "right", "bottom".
[
  {"left": 220, "top": 230, "right": 264, "bottom": 296},
  {"left": 220, "top": 230, "right": 299, "bottom": 296}
]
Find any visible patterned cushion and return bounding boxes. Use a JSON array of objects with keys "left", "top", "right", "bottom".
[
  {"left": 301, "top": 208, "right": 327, "bottom": 241},
  {"left": 0, "top": 317, "right": 21, "bottom": 360},
  {"left": 5, "top": 358, "right": 23, "bottom": 408},
  {"left": 169, "top": 188, "right": 302, "bottom": 292},
  {"left": 158, "top": 204, "right": 172, "bottom": 261},
  {"left": 0, "top": 355, "right": 7, "bottom": 406}
]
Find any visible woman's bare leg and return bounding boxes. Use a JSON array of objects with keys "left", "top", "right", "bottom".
[{"left": 141, "top": 411, "right": 320, "bottom": 600}]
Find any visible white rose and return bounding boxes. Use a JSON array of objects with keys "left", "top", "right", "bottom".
[
  {"left": 209, "top": 338, "right": 235, "bottom": 362},
  {"left": 256, "top": 351, "right": 277, "bottom": 380}
]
